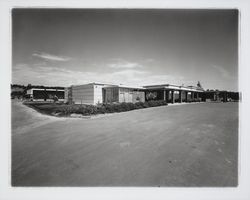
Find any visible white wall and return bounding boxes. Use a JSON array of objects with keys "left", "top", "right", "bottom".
[
  {"left": 26, "top": 89, "right": 32, "bottom": 95},
  {"left": 72, "top": 84, "right": 94, "bottom": 104},
  {"left": 64, "top": 88, "right": 69, "bottom": 103},
  {"left": 72, "top": 84, "right": 116, "bottom": 105},
  {"left": 93, "top": 84, "right": 104, "bottom": 104}
]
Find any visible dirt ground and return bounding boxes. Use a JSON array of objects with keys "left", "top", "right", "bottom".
[{"left": 11, "top": 101, "right": 238, "bottom": 186}]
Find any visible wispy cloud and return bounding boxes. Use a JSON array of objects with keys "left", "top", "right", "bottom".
[
  {"left": 32, "top": 52, "right": 71, "bottom": 62},
  {"left": 144, "top": 58, "right": 154, "bottom": 63},
  {"left": 12, "top": 62, "right": 188, "bottom": 87},
  {"left": 212, "top": 65, "right": 232, "bottom": 79},
  {"left": 108, "top": 60, "right": 143, "bottom": 69}
]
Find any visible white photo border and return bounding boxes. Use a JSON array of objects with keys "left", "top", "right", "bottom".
[{"left": 1, "top": 0, "right": 249, "bottom": 200}]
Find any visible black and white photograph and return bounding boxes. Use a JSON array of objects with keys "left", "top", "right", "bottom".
[
  {"left": 11, "top": 8, "right": 239, "bottom": 187},
  {"left": 1, "top": 1, "right": 250, "bottom": 200}
]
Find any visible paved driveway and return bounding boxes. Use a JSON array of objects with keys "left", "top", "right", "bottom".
[{"left": 12, "top": 102, "right": 238, "bottom": 186}]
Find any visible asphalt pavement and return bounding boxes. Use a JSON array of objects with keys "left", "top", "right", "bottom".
[{"left": 11, "top": 101, "right": 238, "bottom": 186}]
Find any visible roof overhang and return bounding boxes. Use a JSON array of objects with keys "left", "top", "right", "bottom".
[
  {"left": 28, "top": 88, "right": 65, "bottom": 92},
  {"left": 143, "top": 84, "right": 204, "bottom": 92},
  {"left": 104, "top": 85, "right": 145, "bottom": 90}
]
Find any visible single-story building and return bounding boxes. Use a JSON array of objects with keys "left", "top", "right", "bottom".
[
  {"left": 26, "top": 88, "right": 65, "bottom": 102},
  {"left": 65, "top": 83, "right": 145, "bottom": 105},
  {"left": 64, "top": 82, "right": 239, "bottom": 105},
  {"left": 202, "top": 90, "right": 240, "bottom": 102}
]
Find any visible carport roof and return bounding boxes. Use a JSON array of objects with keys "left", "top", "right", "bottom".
[{"left": 143, "top": 84, "right": 204, "bottom": 92}]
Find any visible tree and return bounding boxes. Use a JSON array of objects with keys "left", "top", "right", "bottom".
[{"left": 197, "top": 81, "right": 203, "bottom": 89}]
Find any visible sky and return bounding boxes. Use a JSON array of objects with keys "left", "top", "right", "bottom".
[{"left": 12, "top": 9, "right": 238, "bottom": 91}]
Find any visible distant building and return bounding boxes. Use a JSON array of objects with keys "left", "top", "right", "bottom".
[
  {"left": 202, "top": 90, "right": 240, "bottom": 102},
  {"left": 26, "top": 88, "right": 65, "bottom": 102}
]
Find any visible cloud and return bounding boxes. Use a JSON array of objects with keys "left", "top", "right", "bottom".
[
  {"left": 144, "top": 58, "right": 154, "bottom": 63},
  {"left": 212, "top": 65, "right": 232, "bottom": 79},
  {"left": 32, "top": 52, "right": 71, "bottom": 62},
  {"left": 12, "top": 63, "right": 96, "bottom": 86},
  {"left": 12, "top": 63, "right": 190, "bottom": 87},
  {"left": 107, "top": 60, "right": 143, "bottom": 69}
]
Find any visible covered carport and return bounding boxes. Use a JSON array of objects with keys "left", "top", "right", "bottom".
[{"left": 143, "top": 84, "right": 204, "bottom": 104}]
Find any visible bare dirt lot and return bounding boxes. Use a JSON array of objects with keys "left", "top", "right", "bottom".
[{"left": 11, "top": 101, "right": 238, "bottom": 186}]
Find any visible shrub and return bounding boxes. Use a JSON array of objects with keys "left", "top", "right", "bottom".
[
  {"left": 26, "top": 99, "right": 168, "bottom": 117},
  {"left": 53, "top": 104, "right": 84, "bottom": 115},
  {"left": 143, "top": 102, "right": 149, "bottom": 108},
  {"left": 110, "top": 103, "right": 121, "bottom": 112},
  {"left": 134, "top": 101, "right": 144, "bottom": 109},
  {"left": 103, "top": 103, "right": 115, "bottom": 113},
  {"left": 80, "top": 105, "right": 98, "bottom": 115},
  {"left": 97, "top": 105, "right": 106, "bottom": 114},
  {"left": 147, "top": 100, "right": 167, "bottom": 107},
  {"left": 120, "top": 102, "right": 135, "bottom": 111}
]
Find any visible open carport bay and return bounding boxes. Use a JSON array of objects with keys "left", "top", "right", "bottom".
[{"left": 12, "top": 102, "right": 238, "bottom": 186}]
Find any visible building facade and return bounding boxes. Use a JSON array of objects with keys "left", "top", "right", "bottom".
[
  {"left": 143, "top": 84, "right": 204, "bottom": 103},
  {"left": 26, "top": 88, "right": 65, "bottom": 102},
  {"left": 103, "top": 85, "right": 145, "bottom": 104},
  {"left": 25, "top": 82, "right": 239, "bottom": 105},
  {"left": 65, "top": 83, "right": 115, "bottom": 105},
  {"left": 202, "top": 90, "right": 240, "bottom": 102}
]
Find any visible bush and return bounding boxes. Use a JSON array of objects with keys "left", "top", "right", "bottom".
[
  {"left": 143, "top": 102, "right": 149, "bottom": 108},
  {"left": 103, "top": 103, "right": 115, "bottom": 113},
  {"left": 147, "top": 100, "right": 167, "bottom": 107},
  {"left": 134, "top": 101, "right": 144, "bottom": 109},
  {"left": 80, "top": 105, "right": 98, "bottom": 115},
  {"left": 120, "top": 102, "right": 135, "bottom": 111},
  {"left": 97, "top": 105, "right": 106, "bottom": 114},
  {"left": 54, "top": 105, "right": 81, "bottom": 115},
  {"left": 26, "top": 100, "right": 168, "bottom": 117}
]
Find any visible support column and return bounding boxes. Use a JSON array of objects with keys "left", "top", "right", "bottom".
[
  {"left": 179, "top": 90, "right": 182, "bottom": 103},
  {"left": 197, "top": 92, "right": 199, "bottom": 101},
  {"left": 166, "top": 90, "right": 170, "bottom": 102},
  {"left": 194, "top": 92, "right": 196, "bottom": 101},
  {"left": 191, "top": 92, "right": 194, "bottom": 102},
  {"left": 163, "top": 90, "right": 166, "bottom": 101},
  {"left": 185, "top": 91, "right": 188, "bottom": 102},
  {"left": 171, "top": 90, "right": 175, "bottom": 104}
]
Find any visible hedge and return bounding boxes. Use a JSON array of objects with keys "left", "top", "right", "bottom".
[{"left": 25, "top": 100, "right": 168, "bottom": 117}]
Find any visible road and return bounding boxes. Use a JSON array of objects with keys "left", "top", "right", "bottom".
[{"left": 12, "top": 101, "right": 238, "bottom": 186}]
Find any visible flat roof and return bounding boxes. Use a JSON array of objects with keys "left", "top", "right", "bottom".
[
  {"left": 27, "top": 88, "right": 65, "bottom": 91},
  {"left": 143, "top": 84, "right": 204, "bottom": 92},
  {"left": 104, "top": 85, "right": 145, "bottom": 90},
  {"left": 71, "top": 82, "right": 117, "bottom": 87}
]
